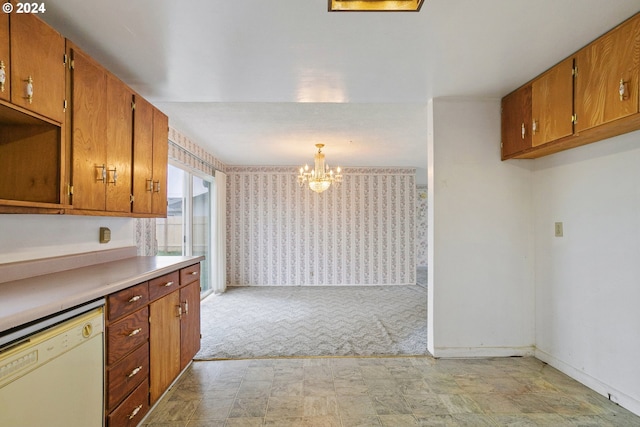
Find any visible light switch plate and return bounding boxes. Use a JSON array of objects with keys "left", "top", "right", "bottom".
[{"left": 554, "top": 222, "right": 563, "bottom": 237}]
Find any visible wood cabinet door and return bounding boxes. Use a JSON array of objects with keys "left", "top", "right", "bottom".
[
  {"left": 531, "top": 58, "right": 574, "bottom": 147},
  {"left": 575, "top": 15, "right": 640, "bottom": 133},
  {"left": 152, "top": 108, "right": 168, "bottom": 216},
  {"left": 106, "top": 75, "right": 133, "bottom": 213},
  {"left": 132, "top": 95, "right": 154, "bottom": 214},
  {"left": 0, "top": 13, "right": 9, "bottom": 102},
  {"left": 180, "top": 281, "right": 201, "bottom": 370},
  {"left": 10, "top": 13, "right": 65, "bottom": 122},
  {"left": 70, "top": 48, "right": 107, "bottom": 211},
  {"left": 149, "top": 291, "right": 181, "bottom": 404},
  {"left": 501, "top": 84, "right": 532, "bottom": 159}
]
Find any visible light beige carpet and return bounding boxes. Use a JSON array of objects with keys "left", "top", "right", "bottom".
[{"left": 195, "top": 285, "right": 428, "bottom": 360}]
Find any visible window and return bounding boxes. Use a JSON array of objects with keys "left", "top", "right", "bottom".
[{"left": 157, "top": 163, "right": 213, "bottom": 296}]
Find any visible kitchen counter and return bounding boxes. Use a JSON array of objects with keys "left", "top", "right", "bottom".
[{"left": 0, "top": 252, "right": 204, "bottom": 334}]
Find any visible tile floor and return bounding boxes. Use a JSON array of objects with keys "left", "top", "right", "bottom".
[{"left": 141, "top": 356, "right": 640, "bottom": 426}]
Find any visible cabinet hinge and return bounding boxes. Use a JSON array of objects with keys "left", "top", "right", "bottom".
[
  {"left": 63, "top": 54, "right": 67, "bottom": 65},
  {"left": 68, "top": 185, "right": 74, "bottom": 196},
  {"left": 130, "top": 194, "right": 135, "bottom": 203},
  {"left": 69, "top": 59, "right": 75, "bottom": 70},
  {"left": 571, "top": 114, "right": 578, "bottom": 124},
  {"left": 131, "top": 101, "right": 136, "bottom": 110},
  {"left": 572, "top": 67, "right": 577, "bottom": 77},
  {"left": 63, "top": 99, "right": 67, "bottom": 111}
]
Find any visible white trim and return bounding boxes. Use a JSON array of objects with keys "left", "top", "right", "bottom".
[
  {"left": 535, "top": 348, "right": 640, "bottom": 417},
  {"left": 431, "top": 345, "right": 535, "bottom": 359}
]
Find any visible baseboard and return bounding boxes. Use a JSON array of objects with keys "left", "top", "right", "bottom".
[
  {"left": 431, "top": 345, "right": 534, "bottom": 358},
  {"left": 535, "top": 348, "right": 640, "bottom": 417}
]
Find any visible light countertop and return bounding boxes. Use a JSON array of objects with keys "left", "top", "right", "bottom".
[{"left": 0, "top": 255, "right": 204, "bottom": 334}]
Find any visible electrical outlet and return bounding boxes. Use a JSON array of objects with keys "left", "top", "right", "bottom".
[
  {"left": 554, "top": 222, "right": 563, "bottom": 237},
  {"left": 99, "top": 227, "right": 111, "bottom": 243}
]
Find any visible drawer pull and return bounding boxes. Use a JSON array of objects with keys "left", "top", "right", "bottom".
[
  {"left": 190, "top": 271, "right": 198, "bottom": 276},
  {"left": 128, "top": 295, "right": 142, "bottom": 303},
  {"left": 128, "top": 328, "right": 142, "bottom": 337},
  {"left": 128, "top": 404, "right": 143, "bottom": 420},
  {"left": 127, "top": 366, "right": 143, "bottom": 378},
  {"left": 163, "top": 281, "right": 174, "bottom": 287}
]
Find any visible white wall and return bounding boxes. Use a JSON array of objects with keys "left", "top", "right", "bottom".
[
  {"left": 0, "top": 215, "right": 135, "bottom": 263},
  {"left": 428, "top": 98, "right": 535, "bottom": 357},
  {"left": 533, "top": 130, "right": 640, "bottom": 414}
]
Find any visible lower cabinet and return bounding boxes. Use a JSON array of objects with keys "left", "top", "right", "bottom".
[
  {"left": 105, "top": 262, "right": 201, "bottom": 426},
  {"left": 149, "top": 289, "right": 181, "bottom": 404}
]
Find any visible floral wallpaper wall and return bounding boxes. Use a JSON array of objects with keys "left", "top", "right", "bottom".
[
  {"left": 226, "top": 166, "right": 417, "bottom": 286},
  {"left": 416, "top": 185, "right": 427, "bottom": 268},
  {"left": 167, "top": 127, "right": 227, "bottom": 175}
]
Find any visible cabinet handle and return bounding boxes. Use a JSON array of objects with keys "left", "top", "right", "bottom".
[
  {"left": 521, "top": 123, "right": 526, "bottom": 139},
  {"left": 128, "top": 295, "right": 142, "bottom": 303},
  {"left": 153, "top": 180, "right": 161, "bottom": 193},
  {"left": 183, "top": 300, "right": 189, "bottom": 315},
  {"left": 127, "top": 366, "right": 143, "bottom": 378},
  {"left": 24, "top": 76, "right": 33, "bottom": 103},
  {"left": 146, "top": 179, "right": 153, "bottom": 192},
  {"left": 108, "top": 167, "right": 118, "bottom": 185},
  {"left": 532, "top": 120, "right": 538, "bottom": 135},
  {"left": 128, "top": 404, "right": 143, "bottom": 420},
  {"left": 128, "top": 328, "right": 142, "bottom": 337},
  {"left": 96, "top": 165, "right": 106, "bottom": 183},
  {"left": 163, "top": 281, "right": 174, "bottom": 287},
  {"left": 0, "top": 60, "right": 5, "bottom": 92},
  {"left": 619, "top": 79, "right": 627, "bottom": 101},
  {"left": 177, "top": 305, "right": 182, "bottom": 319}
]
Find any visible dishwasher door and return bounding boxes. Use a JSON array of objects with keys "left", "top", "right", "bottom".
[{"left": 0, "top": 305, "right": 104, "bottom": 427}]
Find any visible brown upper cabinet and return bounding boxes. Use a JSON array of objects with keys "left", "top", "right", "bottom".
[
  {"left": 10, "top": 12, "right": 65, "bottom": 123},
  {"left": 502, "top": 12, "right": 640, "bottom": 160},
  {"left": 132, "top": 96, "right": 168, "bottom": 217},
  {"left": 531, "top": 57, "right": 574, "bottom": 148},
  {"left": 574, "top": 15, "right": 640, "bottom": 133},
  {"left": 0, "top": 13, "right": 67, "bottom": 212},
  {"left": 0, "top": 13, "right": 10, "bottom": 102},
  {"left": 501, "top": 84, "right": 532, "bottom": 159},
  {"left": 68, "top": 43, "right": 133, "bottom": 214}
]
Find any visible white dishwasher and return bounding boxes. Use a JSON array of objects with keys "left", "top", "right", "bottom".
[{"left": 0, "top": 300, "right": 105, "bottom": 427}]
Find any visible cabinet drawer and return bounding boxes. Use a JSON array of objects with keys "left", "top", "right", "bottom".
[
  {"left": 180, "top": 263, "right": 201, "bottom": 286},
  {"left": 107, "top": 342, "right": 149, "bottom": 411},
  {"left": 107, "top": 282, "right": 149, "bottom": 321},
  {"left": 149, "top": 271, "right": 179, "bottom": 301},
  {"left": 107, "top": 307, "right": 149, "bottom": 365},
  {"left": 107, "top": 378, "right": 150, "bottom": 427}
]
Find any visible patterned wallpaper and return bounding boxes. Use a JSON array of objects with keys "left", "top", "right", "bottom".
[
  {"left": 167, "top": 127, "right": 228, "bottom": 175},
  {"left": 416, "top": 185, "right": 427, "bottom": 267},
  {"left": 226, "top": 166, "right": 417, "bottom": 286}
]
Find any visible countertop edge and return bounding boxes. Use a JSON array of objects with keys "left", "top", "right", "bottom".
[{"left": 0, "top": 255, "right": 205, "bottom": 334}]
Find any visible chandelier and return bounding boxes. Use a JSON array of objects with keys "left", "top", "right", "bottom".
[{"left": 297, "top": 144, "right": 343, "bottom": 193}]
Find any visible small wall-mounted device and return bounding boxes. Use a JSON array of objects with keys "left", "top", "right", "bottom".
[{"left": 99, "top": 227, "right": 111, "bottom": 244}]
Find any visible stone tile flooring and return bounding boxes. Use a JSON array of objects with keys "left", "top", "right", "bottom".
[{"left": 141, "top": 356, "right": 640, "bottom": 426}]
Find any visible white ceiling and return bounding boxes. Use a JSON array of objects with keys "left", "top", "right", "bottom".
[{"left": 41, "top": 1, "right": 640, "bottom": 185}]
